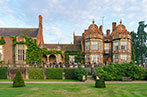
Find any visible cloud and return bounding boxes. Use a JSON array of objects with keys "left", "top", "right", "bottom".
[
  {"left": 127, "top": 6, "right": 139, "bottom": 11},
  {"left": 127, "top": 13, "right": 135, "bottom": 18},
  {"left": 49, "top": 26, "right": 62, "bottom": 37},
  {"left": 113, "top": 6, "right": 122, "bottom": 12}
]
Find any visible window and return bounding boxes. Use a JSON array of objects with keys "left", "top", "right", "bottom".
[
  {"left": 0, "top": 46, "right": 3, "bottom": 60},
  {"left": 91, "top": 55, "right": 98, "bottom": 63},
  {"left": 121, "top": 42, "right": 127, "bottom": 50},
  {"left": 120, "top": 55, "right": 127, "bottom": 63},
  {"left": 86, "top": 41, "right": 90, "bottom": 50},
  {"left": 18, "top": 45, "right": 25, "bottom": 61},
  {"left": 128, "top": 42, "right": 131, "bottom": 50},
  {"left": 114, "top": 55, "right": 118, "bottom": 63},
  {"left": 100, "top": 42, "right": 103, "bottom": 50},
  {"left": 91, "top": 41, "right": 98, "bottom": 50},
  {"left": 69, "top": 56, "right": 75, "bottom": 63},
  {"left": 105, "top": 43, "right": 109, "bottom": 53},
  {"left": 114, "top": 42, "right": 119, "bottom": 50},
  {"left": 86, "top": 55, "right": 90, "bottom": 63}
]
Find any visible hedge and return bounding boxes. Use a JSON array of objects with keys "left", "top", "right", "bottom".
[
  {"left": 94, "top": 62, "right": 146, "bottom": 81},
  {"left": 46, "top": 68, "right": 62, "bottom": 79},
  {"left": 28, "top": 68, "right": 44, "bottom": 79},
  {"left": 13, "top": 71, "right": 25, "bottom": 87},
  {"left": 74, "top": 67, "right": 88, "bottom": 81},
  {"left": 0, "top": 68, "right": 7, "bottom": 79},
  {"left": 64, "top": 68, "right": 76, "bottom": 80}
]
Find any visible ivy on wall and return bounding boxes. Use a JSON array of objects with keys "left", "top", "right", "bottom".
[
  {"left": 0, "top": 36, "right": 5, "bottom": 45},
  {"left": 11, "top": 35, "right": 64, "bottom": 65},
  {"left": 64, "top": 50, "right": 85, "bottom": 63}
]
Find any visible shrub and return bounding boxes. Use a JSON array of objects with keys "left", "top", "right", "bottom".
[
  {"left": 28, "top": 68, "right": 44, "bottom": 79},
  {"left": 13, "top": 71, "right": 25, "bottom": 87},
  {"left": 64, "top": 68, "right": 76, "bottom": 80},
  {"left": 94, "top": 62, "right": 146, "bottom": 81},
  {"left": 0, "top": 68, "right": 7, "bottom": 79},
  {"left": 74, "top": 67, "right": 88, "bottom": 81},
  {"left": 46, "top": 68, "right": 62, "bottom": 79},
  {"left": 95, "top": 79, "right": 106, "bottom": 88}
]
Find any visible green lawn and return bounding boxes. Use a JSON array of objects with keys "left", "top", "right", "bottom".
[{"left": 0, "top": 83, "right": 146, "bottom": 97}]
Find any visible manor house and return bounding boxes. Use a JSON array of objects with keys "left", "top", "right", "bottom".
[{"left": 0, "top": 15, "right": 132, "bottom": 65}]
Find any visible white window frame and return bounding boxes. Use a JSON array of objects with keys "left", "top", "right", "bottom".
[
  {"left": 91, "top": 41, "right": 98, "bottom": 50},
  {"left": 0, "top": 45, "right": 3, "bottom": 61}
]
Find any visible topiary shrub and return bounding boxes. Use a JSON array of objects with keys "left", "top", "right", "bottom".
[
  {"left": 64, "top": 68, "right": 76, "bottom": 80},
  {"left": 13, "top": 71, "right": 25, "bottom": 87},
  {"left": 74, "top": 67, "right": 88, "bottom": 81},
  {"left": 28, "top": 68, "right": 44, "bottom": 79},
  {"left": 95, "top": 79, "right": 106, "bottom": 88},
  {"left": 46, "top": 68, "right": 62, "bottom": 79},
  {"left": 0, "top": 68, "right": 7, "bottom": 79}
]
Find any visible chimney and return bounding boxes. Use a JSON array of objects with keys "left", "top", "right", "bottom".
[
  {"left": 106, "top": 29, "right": 110, "bottom": 36},
  {"left": 99, "top": 25, "right": 103, "bottom": 31},
  {"left": 112, "top": 22, "right": 116, "bottom": 31},
  {"left": 38, "top": 15, "right": 44, "bottom": 45},
  {"left": 39, "top": 15, "right": 42, "bottom": 28}
]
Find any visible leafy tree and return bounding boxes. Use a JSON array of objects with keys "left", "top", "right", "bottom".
[
  {"left": 130, "top": 21, "right": 147, "bottom": 65},
  {"left": 131, "top": 42, "right": 136, "bottom": 62}
]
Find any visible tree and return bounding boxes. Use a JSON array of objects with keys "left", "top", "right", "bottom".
[
  {"left": 131, "top": 42, "right": 135, "bottom": 62},
  {"left": 130, "top": 21, "right": 147, "bottom": 65}
]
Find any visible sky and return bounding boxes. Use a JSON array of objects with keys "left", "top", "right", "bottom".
[{"left": 0, "top": 0, "right": 147, "bottom": 44}]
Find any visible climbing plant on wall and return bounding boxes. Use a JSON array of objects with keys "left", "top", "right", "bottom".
[
  {"left": 64, "top": 50, "right": 85, "bottom": 63},
  {"left": 11, "top": 35, "right": 64, "bottom": 65},
  {"left": 0, "top": 36, "right": 5, "bottom": 45}
]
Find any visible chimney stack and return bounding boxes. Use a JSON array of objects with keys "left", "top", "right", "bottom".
[
  {"left": 112, "top": 22, "right": 116, "bottom": 31},
  {"left": 99, "top": 25, "right": 103, "bottom": 31},
  {"left": 106, "top": 29, "right": 110, "bottom": 36},
  {"left": 39, "top": 15, "right": 42, "bottom": 28},
  {"left": 38, "top": 15, "right": 44, "bottom": 45}
]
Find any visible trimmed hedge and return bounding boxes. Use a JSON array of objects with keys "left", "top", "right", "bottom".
[
  {"left": 74, "top": 67, "right": 88, "bottom": 81},
  {"left": 28, "top": 68, "right": 44, "bottom": 79},
  {"left": 46, "top": 68, "right": 62, "bottom": 79},
  {"left": 64, "top": 68, "right": 76, "bottom": 80},
  {"left": 0, "top": 68, "right": 7, "bottom": 79},
  {"left": 94, "top": 62, "right": 146, "bottom": 81},
  {"left": 95, "top": 79, "right": 106, "bottom": 88},
  {"left": 13, "top": 71, "right": 25, "bottom": 87}
]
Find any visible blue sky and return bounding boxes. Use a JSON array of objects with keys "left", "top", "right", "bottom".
[{"left": 0, "top": 0, "right": 146, "bottom": 44}]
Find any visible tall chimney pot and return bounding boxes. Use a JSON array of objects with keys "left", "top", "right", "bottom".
[{"left": 112, "top": 22, "right": 116, "bottom": 31}]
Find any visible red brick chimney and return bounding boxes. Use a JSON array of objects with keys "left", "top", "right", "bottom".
[
  {"left": 99, "top": 25, "right": 103, "bottom": 31},
  {"left": 106, "top": 29, "right": 110, "bottom": 36},
  {"left": 37, "top": 15, "right": 44, "bottom": 45},
  {"left": 112, "top": 22, "right": 116, "bottom": 31},
  {"left": 39, "top": 15, "right": 42, "bottom": 29}
]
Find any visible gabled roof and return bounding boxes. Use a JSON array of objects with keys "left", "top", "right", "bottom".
[{"left": 0, "top": 28, "right": 39, "bottom": 37}]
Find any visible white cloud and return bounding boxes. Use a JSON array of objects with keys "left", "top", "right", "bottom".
[
  {"left": 50, "top": 26, "right": 62, "bottom": 36},
  {"left": 129, "top": 21, "right": 135, "bottom": 26},
  {"left": 127, "top": 6, "right": 139, "bottom": 11},
  {"left": 127, "top": 13, "right": 135, "bottom": 18},
  {"left": 113, "top": 6, "right": 122, "bottom": 12}
]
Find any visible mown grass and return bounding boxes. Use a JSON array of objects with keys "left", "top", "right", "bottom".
[{"left": 0, "top": 83, "right": 146, "bottom": 97}]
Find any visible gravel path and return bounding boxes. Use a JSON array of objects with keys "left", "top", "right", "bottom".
[{"left": 0, "top": 80, "right": 146, "bottom": 84}]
